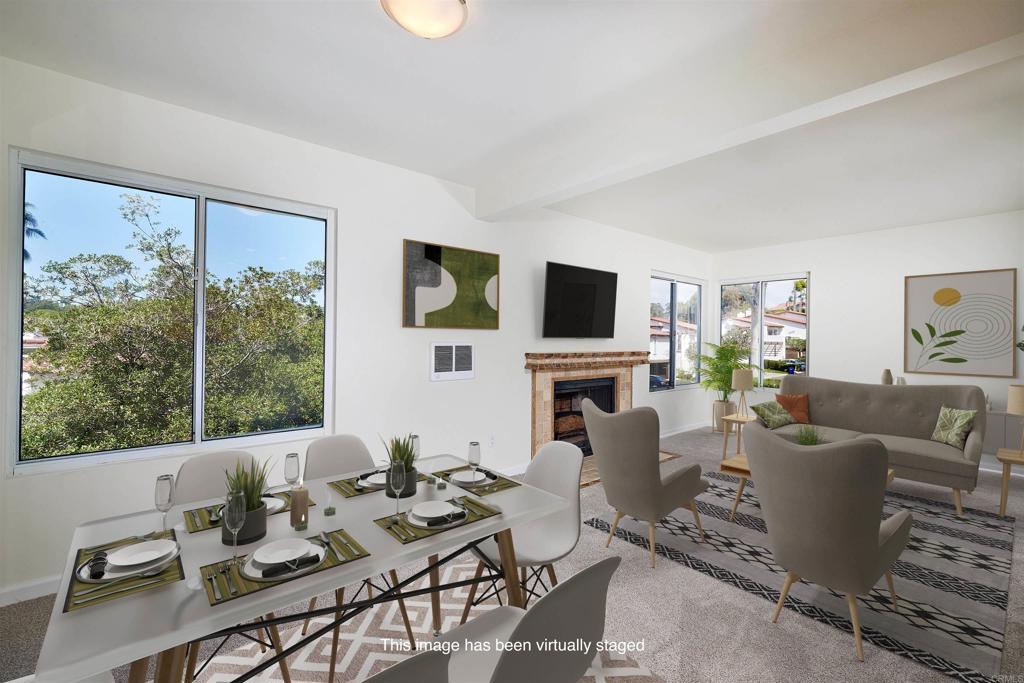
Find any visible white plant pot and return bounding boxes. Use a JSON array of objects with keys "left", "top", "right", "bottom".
[{"left": 712, "top": 400, "right": 736, "bottom": 432}]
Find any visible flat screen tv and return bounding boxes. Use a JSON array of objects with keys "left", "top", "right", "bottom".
[{"left": 542, "top": 262, "right": 618, "bottom": 338}]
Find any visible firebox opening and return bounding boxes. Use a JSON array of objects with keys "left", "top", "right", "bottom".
[{"left": 552, "top": 377, "right": 616, "bottom": 456}]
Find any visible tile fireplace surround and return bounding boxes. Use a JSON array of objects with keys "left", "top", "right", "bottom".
[{"left": 525, "top": 351, "right": 649, "bottom": 456}]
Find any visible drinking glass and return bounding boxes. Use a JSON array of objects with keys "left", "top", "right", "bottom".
[
  {"left": 389, "top": 465, "right": 406, "bottom": 519},
  {"left": 224, "top": 492, "right": 247, "bottom": 567},
  {"left": 154, "top": 474, "right": 174, "bottom": 532},
  {"left": 468, "top": 441, "right": 481, "bottom": 481},
  {"left": 411, "top": 434, "right": 421, "bottom": 459},
  {"left": 284, "top": 452, "right": 301, "bottom": 487}
]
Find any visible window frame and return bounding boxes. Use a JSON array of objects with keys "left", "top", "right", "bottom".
[
  {"left": 718, "top": 272, "right": 810, "bottom": 388},
  {"left": 7, "top": 149, "right": 336, "bottom": 476},
  {"left": 649, "top": 272, "right": 704, "bottom": 392}
]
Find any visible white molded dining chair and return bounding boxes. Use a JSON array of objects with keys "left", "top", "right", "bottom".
[
  {"left": 460, "top": 440, "right": 583, "bottom": 622},
  {"left": 173, "top": 449, "right": 255, "bottom": 504},
  {"left": 367, "top": 557, "right": 621, "bottom": 683},
  {"left": 300, "top": 433, "right": 417, "bottom": 678}
]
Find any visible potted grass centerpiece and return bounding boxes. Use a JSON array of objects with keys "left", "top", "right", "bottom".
[
  {"left": 384, "top": 433, "right": 419, "bottom": 499},
  {"left": 222, "top": 459, "right": 273, "bottom": 545}
]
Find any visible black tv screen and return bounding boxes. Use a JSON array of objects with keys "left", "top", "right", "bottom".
[{"left": 542, "top": 262, "right": 618, "bottom": 338}]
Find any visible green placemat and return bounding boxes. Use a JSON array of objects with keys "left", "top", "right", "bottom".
[
  {"left": 184, "top": 491, "right": 317, "bottom": 533},
  {"left": 199, "top": 528, "right": 368, "bottom": 606},
  {"left": 374, "top": 496, "right": 500, "bottom": 545},
  {"left": 63, "top": 529, "right": 184, "bottom": 613},
  {"left": 328, "top": 472, "right": 429, "bottom": 499},
  {"left": 433, "top": 465, "right": 521, "bottom": 496}
]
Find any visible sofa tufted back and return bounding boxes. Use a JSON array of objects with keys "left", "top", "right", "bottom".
[{"left": 778, "top": 375, "right": 986, "bottom": 442}]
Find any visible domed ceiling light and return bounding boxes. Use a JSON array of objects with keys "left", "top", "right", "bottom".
[{"left": 381, "top": 0, "right": 468, "bottom": 39}]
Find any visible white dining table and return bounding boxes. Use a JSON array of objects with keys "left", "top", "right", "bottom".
[{"left": 34, "top": 454, "right": 568, "bottom": 683}]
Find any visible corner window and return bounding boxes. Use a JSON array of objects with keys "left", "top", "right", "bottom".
[{"left": 650, "top": 276, "right": 702, "bottom": 391}]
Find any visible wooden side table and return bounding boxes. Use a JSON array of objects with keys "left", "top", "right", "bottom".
[
  {"left": 721, "top": 413, "right": 758, "bottom": 460},
  {"left": 996, "top": 448, "right": 1024, "bottom": 517}
]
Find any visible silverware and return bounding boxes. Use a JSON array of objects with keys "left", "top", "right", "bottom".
[
  {"left": 219, "top": 566, "right": 237, "bottom": 596},
  {"left": 73, "top": 577, "right": 166, "bottom": 606},
  {"left": 319, "top": 532, "right": 342, "bottom": 561},
  {"left": 190, "top": 509, "right": 202, "bottom": 528},
  {"left": 334, "top": 533, "right": 358, "bottom": 558},
  {"left": 206, "top": 571, "right": 222, "bottom": 602},
  {"left": 388, "top": 518, "right": 409, "bottom": 541},
  {"left": 83, "top": 533, "right": 156, "bottom": 554},
  {"left": 76, "top": 565, "right": 169, "bottom": 596},
  {"left": 208, "top": 505, "right": 222, "bottom": 523}
]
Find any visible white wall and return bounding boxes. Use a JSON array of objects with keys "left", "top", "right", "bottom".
[
  {"left": 713, "top": 212, "right": 1024, "bottom": 408},
  {"left": 0, "top": 58, "right": 712, "bottom": 593}
]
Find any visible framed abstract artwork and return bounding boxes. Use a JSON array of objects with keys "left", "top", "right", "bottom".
[
  {"left": 403, "top": 240, "right": 499, "bottom": 329},
  {"left": 904, "top": 268, "right": 1017, "bottom": 377}
]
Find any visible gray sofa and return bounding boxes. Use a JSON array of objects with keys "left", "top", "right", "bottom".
[{"left": 770, "top": 376, "right": 986, "bottom": 514}]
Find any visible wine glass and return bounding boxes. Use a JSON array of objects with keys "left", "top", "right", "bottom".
[
  {"left": 284, "top": 452, "right": 301, "bottom": 487},
  {"left": 411, "top": 435, "right": 421, "bottom": 459},
  {"left": 388, "top": 464, "right": 406, "bottom": 519},
  {"left": 468, "top": 441, "right": 481, "bottom": 482},
  {"left": 224, "top": 491, "right": 247, "bottom": 567},
  {"left": 154, "top": 474, "right": 174, "bottom": 532}
]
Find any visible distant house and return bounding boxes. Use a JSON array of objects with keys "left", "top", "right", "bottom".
[
  {"left": 722, "top": 311, "right": 806, "bottom": 361},
  {"left": 22, "top": 331, "right": 48, "bottom": 395},
  {"left": 650, "top": 316, "right": 699, "bottom": 381}
]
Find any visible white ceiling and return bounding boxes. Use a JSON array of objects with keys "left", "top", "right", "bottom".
[{"left": 1, "top": 0, "right": 1022, "bottom": 251}]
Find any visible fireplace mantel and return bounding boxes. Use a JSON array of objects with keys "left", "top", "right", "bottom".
[{"left": 526, "top": 351, "right": 649, "bottom": 457}]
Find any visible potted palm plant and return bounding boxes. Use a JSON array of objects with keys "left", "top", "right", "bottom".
[
  {"left": 384, "top": 433, "right": 419, "bottom": 498},
  {"left": 700, "top": 341, "right": 752, "bottom": 432},
  {"left": 222, "top": 459, "right": 272, "bottom": 545}
]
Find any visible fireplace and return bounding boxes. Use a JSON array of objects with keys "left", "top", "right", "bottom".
[
  {"left": 525, "top": 351, "right": 648, "bottom": 458},
  {"left": 553, "top": 377, "right": 615, "bottom": 455}
]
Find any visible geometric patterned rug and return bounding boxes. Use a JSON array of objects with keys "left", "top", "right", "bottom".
[
  {"left": 194, "top": 557, "right": 663, "bottom": 682},
  {"left": 587, "top": 471, "right": 1015, "bottom": 683}
]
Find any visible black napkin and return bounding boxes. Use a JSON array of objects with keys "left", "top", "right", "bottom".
[
  {"left": 426, "top": 510, "right": 467, "bottom": 527},
  {"left": 261, "top": 553, "right": 320, "bottom": 578}
]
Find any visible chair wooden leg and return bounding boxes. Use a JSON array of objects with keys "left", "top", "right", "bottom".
[
  {"left": 184, "top": 642, "right": 199, "bottom": 683},
  {"left": 729, "top": 477, "right": 747, "bottom": 521},
  {"left": 128, "top": 657, "right": 149, "bottom": 683},
  {"left": 154, "top": 645, "right": 187, "bottom": 683},
  {"left": 461, "top": 561, "right": 485, "bottom": 625},
  {"left": 885, "top": 570, "right": 898, "bottom": 611},
  {"left": 606, "top": 510, "right": 624, "bottom": 547},
  {"left": 647, "top": 522, "right": 657, "bottom": 568},
  {"left": 328, "top": 588, "right": 343, "bottom": 682},
  {"left": 300, "top": 596, "right": 317, "bottom": 635},
  {"left": 546, "top": 563, "right": 558, "bottom": 586},
  {"left": 953, "top": 488, "right": 963, "bottom": 516},
  {"left": 846, "top": 594, "right": 865, "bottom": 662},
  {"left": 689, "top": 500, "right": 705, "bottom": 541},
  {"left": 772, "top": 571, "right": 798, "bottom": 623},
  {"left": 429, "top": 553, "right": 443, "bottom": 634},
  {"left": 390, "top": 569, "right": 417, "bottom": 648},
  {"left": 264, "top": 613, "right": 293, "bottom": 683}
]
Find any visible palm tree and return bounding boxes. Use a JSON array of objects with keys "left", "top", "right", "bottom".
[{"left": 24, "top": 202, "right": 45, "bottom": 261}]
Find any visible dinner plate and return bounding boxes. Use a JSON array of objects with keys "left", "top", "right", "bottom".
[
  {"left": 106, "top": 539, "right": 178, "bottom": 567},
  {"left": 253, "top": 538, "right": 314, "bottom": 565},
  {"left": 411, "top": 500, "right": 457, "bottom": 520},
  {"left": 363, "top": 471, "right": 388, "bottom": 487},
  {"left": 76, "top": 545, "right": 181, "bottom": 584},
  {"left": 211, "top": 495, "right": 285, "bottom": 519},
  {"left": 404, "top": 511, "right": 465, "bottom": 531},
  {"left": 241, "top": 544, "right": 327, "bottom": 582},
  {"left": 449, "top": 469, "right": 490, "bottom": 485}
]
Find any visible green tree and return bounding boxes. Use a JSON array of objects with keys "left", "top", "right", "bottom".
[{"left": 23, "top": 202, "right": 46, "bottom": 262}]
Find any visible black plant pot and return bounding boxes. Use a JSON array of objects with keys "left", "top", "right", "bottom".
[
  {"left": 385, "top": 466, "right": 418, "bottom": 499},
  {"left": 222, "top": 502, "right": 267, "bottom": 546}
]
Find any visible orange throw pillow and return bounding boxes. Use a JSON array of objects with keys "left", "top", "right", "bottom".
[{"left": 775, "top": 393, "right": 810, "bottom": 424}]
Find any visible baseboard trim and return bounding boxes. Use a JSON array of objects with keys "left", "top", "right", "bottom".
[
  {"left": 660, "top": 420, "right": 712, "bottom": 438},
  {"left": 0, "top": 574, "right": 58, "bottom": 608}
]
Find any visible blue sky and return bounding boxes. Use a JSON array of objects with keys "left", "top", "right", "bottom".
[{"left": 23, "top": 170, "right": 325, "bottom": 286}]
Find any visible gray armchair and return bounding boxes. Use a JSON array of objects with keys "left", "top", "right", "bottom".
[
  {"left": 745, "top": 422, "right": 913, "bottom": 662},
  {"left": 582, "top": 399, "right": 708, "bottom": 567}
]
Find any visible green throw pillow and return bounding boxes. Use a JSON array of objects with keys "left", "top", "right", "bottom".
[
  {"left": 751, "top": 401, "right": 795, "bottom": 429},
  {"left": 931, "top": 405, "right": 976, "bottom": 450}
]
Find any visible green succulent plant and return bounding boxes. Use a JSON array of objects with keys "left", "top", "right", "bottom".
[
  {"left": 383, "top": 433, "right": 418, "bottom": 472},
  {"left": 224, "top": 458, "right": 272, "bottom": 512},
  {"left": 796, "top": 425, "right": 821, "bottom": 446}
]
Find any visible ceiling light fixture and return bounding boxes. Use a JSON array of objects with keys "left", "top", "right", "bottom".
[{"left": 381, "top": 0, "right": 467, "bottom": 39}]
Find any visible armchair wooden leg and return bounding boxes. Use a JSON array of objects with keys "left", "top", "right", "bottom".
[
  {"left": 328, "top": 588, "right": 343, "bottom": 682},
  {"left": 545, "top": 563, "right": 558, "bottom": 586},
  {"left": 389, "top": 569, "right": 417, "bottom": 648},
  {"left": 461, "top": 561, "right": 485, "bottom": 625},
  {"left": 300, "top": 596, "right": 317, "bottom": 635},
  {"left": 688, "top": 500, "right": 705, "bottom": 542},
  {"left": 772, "top": 572, "right": 798, "bottom": 623},
  {"left": 885, "top": 570, "right": 898, "bottom": 611},
  {"left": 606, "top": 510, "right": 624, "bottom": 547},
  {"left": 846, "top": 594, "right": 865, "bottom": 662},
  {"left": 264, "top": 613, "right": 293, "bottom": 683},
  {"left": 647, "top": 522, "right": 657, "bottom": 568},
  {"left": 952, "top": 489, "right": 963, "bottom": 516}
]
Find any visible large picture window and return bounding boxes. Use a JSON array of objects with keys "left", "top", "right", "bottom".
[
  {"left": 720, "top": 276, "right": 808, "bottom": 388},
  {"left": 649, "top": 276, "right": 701, "bottom": 391},
  {"left": 16, "top": 156, "right": 330, "bottom": 464}
]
